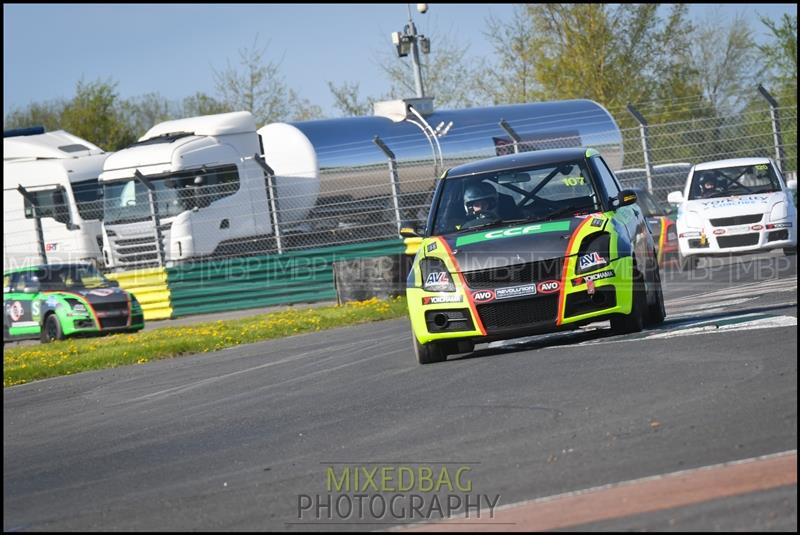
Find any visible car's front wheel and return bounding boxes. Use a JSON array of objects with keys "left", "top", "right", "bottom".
[
  {"left": 413, "top": 334, "right": 449, "bottom": 365},
  {"left": 611, "top": 272, "right": 646, "bottom": 334},
  {"left": 41, "top": 314, "right": 65, "bottom": 343},
  {"left": 784, "top": 246, "right": 797, "bottom": 256}
]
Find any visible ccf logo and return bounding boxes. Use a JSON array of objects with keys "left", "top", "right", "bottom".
[
  {"left": 536, "top": 280, "right": 561, "bottom": 294},
  {"left": 471, "top": 290, "right": 495, "bottom": 303}
]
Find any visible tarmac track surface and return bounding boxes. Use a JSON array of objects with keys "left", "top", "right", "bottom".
[{"left": 3, "top": 252, "right": 797, "bottom": 531}]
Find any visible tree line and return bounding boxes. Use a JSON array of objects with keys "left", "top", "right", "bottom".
[{"left": 4, "top": 5, "right": 796, "bottom": 154}]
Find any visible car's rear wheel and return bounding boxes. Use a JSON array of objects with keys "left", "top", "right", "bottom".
[
  {"left": 413, "top": 334, "right": 448, "bottom": 365},
  {"left": 41, "top": 314, "right": 65, "bottom": 343},
  {"left": 611, "top": 271, "right": 646, "bottom": 334}
]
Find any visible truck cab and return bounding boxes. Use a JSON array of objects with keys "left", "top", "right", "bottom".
[
  {"left": 3, "top": 128, "right": 107, "bottom": 271},
  {"left": 98, "top": 111, "right": 319, "bottom": 269}
]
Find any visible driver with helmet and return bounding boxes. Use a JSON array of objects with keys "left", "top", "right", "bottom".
[{"left": 461, "top": 182, "right": 499, "bottom": 228}]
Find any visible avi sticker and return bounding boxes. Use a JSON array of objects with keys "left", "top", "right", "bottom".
[
  {"left": 426, "top": 242, "right": 438, "bottom": 253},
  {"left": 579, "top": 251, "right": 607, "bottom": 271}
]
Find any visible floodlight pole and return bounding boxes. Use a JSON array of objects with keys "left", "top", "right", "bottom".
[{"left": 405, "top": 5, "right": 426, "bottom": 98}]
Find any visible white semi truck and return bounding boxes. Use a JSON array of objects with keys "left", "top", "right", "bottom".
[
  {"left": 98, "top": 111, "right": 319, "bottom": 269},
  {"left": 3, "top": 128, "right": 108, "bottom": 270}
]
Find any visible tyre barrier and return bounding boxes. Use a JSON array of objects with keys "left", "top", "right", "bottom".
[{"left": 106, "top": 267, "right": 173, "bottom": 321}]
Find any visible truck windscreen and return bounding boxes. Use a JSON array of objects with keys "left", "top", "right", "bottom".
[{"left": 103, "top": 166, "right": 239, "bottom": 225}]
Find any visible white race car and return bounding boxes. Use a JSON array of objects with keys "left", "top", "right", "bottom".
[{"left": 668, "top": 157, "right": 797, "bottom": 270}]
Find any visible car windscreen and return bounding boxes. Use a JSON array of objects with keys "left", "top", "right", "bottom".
[
  {"left": 431, "top": 160, "right": 601, "bottom": 236},
  {"left": 688, "top": 163, "right": 781, "bottom": 200},
  {"left": 36, "top": 265, "right": 112, "bottom": 290}
]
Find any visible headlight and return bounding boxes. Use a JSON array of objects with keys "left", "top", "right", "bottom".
[
  {"left": 576, "top": 232, "right": 610, "bottom": 275},
  {"left": 420, "top": 257, "right": 456, "bottom": 292},
  {"left": 65, "top": 298, "right": 88, "bottom": 315},
  {"left": 685, "top": 211, "right": 704, "bottom": 229},
  {"left": 770, "top": 201, "right": 787, "bottom": 222}
]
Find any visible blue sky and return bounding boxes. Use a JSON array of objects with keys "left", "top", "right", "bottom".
[{"left": 3, "top": 3, "right": 797, "bottom": 119}]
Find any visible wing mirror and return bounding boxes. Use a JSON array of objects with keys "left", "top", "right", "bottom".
[
  {"left": 667, "top": 191, "right": 684, "bottom": 204},
  {"left": 616, "top": 189, "right": 638, "bottom": 208},
  {"left": 787, "top": 179, "right": 797, "bottom": 191},
  {"left": 399, "top": 221, "right": 421, "bottom": 238}
]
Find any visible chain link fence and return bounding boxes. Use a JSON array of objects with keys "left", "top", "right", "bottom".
[{"left": 4, "top": 90, "right": 797, "bottom": 273}]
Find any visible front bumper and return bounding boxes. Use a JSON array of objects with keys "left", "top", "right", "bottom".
[
  {"left": 408, "top": 256, "right": 635, "bottom": 345},
  {"left": 678, "top": 223, "right": 796, "bottom": 257}
]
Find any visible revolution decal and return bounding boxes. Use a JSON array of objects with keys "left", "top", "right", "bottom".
[{"left": 495, "top": 284, "right": 537, "bottom": 300}]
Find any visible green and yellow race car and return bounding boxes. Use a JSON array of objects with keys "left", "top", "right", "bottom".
[
  {"left": 403, "top": 148, "right": 665, "bottom": 364},
  {"left": 3, "top": 263, "right": 144, "bottom": 343}
]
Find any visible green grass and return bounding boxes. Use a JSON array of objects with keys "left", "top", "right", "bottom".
[{"left": 3, "top": 296, "right": 409, "bottom": 387}]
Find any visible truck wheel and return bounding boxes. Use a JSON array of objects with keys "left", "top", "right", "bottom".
[
  {"left": 41, "top": 314, "right": 65, "bottom": 343},
  {"left": 611, "top": 272, "right": 646, "bottom": 334},
  {"left": 413, "top": 334, "right": 448, "bottom": 365}
]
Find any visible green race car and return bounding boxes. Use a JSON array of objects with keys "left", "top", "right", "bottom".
[
  {"left": 403, "top": 148, "right": 665, "bottom": 364},
  {"left": 3, "top": 263, "right": 144, "bottom": 343}
]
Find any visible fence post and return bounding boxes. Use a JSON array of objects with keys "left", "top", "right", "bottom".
[
  {"left": 133, "top": 170, "right": 164, "bottom": 267},
  {"left": 626, "top": 104, "right": 654, "bottom": 194},
  {"left": 499, "top": 119, "right": 521, "bottom": 154},
  {"left": 16, "top": 185, "right": 47, "bottom": 264},
  {"left": 253, "top": 155, "right": 283, "bottom": 255},
  {"left": 373, "top": 136, "right": 403, "bottom": 234},
  {"left": 757, "top": 84, "right": 786, "bottom": 173}
]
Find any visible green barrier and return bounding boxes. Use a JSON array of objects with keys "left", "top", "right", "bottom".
[{"left": 167, "top": 239, "right": 404, "bottom": 317}]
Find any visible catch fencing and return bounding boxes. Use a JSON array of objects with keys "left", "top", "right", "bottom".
[{"left": 4, "top": 90, "right": 797, "bottom": 276}]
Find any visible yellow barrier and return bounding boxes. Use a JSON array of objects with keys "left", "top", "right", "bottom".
[{"left": 107, "top": 267, "right": 173, "bottom": 321}]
